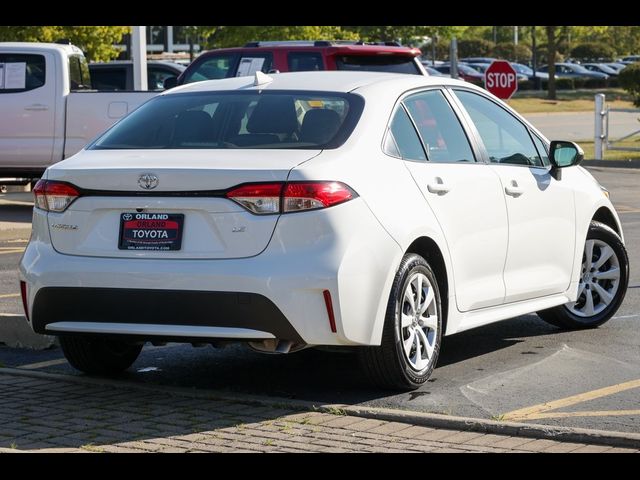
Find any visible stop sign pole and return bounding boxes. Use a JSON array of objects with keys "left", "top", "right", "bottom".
[{"left": 485, "top": 60, "right": 518, "bottom": 99}]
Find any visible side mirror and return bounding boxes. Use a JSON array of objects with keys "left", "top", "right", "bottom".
[
  {"left": 163, "top": 76, "right": 178, "bottom": 90},
  {"left": 549, "top": 140, "right": 584, "bottom": 180}
]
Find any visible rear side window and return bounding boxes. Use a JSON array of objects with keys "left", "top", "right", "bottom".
[
  {"left": 91, "top": 67, "right": 127, "bottom": 90},
  {"left": 0, "top": 53, "right": 46, "bottom": 93},
  {"left": 69, "top": 54, "right": 92, "bottom": 90},
  {"left": 91, "top": 90, "right": 364, "bottom": 150},
  {"left": 335, "top": 55, "right": 421, "bottom": 75},
  {"left": 184, "top": 54, "right": 237, "bottom": 83},
  {"left": 388, "top": 107, "right": 426, "bottom": 161},
  {"left": 288, "top": 52, "right": 324, "bottom": 72}
]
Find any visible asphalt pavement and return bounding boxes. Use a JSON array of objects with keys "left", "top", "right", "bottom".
[
  {"left": 524, "top": 110, "right": 640, "bottom": 142},
  {"left": 0, "top": 166, "right": 638, "bottom": 437}
]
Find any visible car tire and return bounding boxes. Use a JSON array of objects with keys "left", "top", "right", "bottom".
[
  {"left": 59, "top": 336, "right": 143, "bottom": 375},
  {"left": 359, "top": 253, "right": 442, "bottom": 390},
  {"left": 538, "top": 221, "right": 629, "bottom": 330}
]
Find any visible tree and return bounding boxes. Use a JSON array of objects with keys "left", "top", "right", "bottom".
[
  {"left": 0, "top": 26, "right": 129, "bottom": 61},
  {"left": 204, "top": 26, "right": 358, "bottom": 49},
  {"left": 492, "top": 43, "right": 532, "bottom": 62},
  {"left": 458, "top": 39, "right": 494, "bottom": 58},
  {"left": 546, "top": 26, "right": 558, "bottom": 100},
  {"left": 344, "top": 26, "right": 467, "bottom": 46},
  {"left": 618, "top": 62, "right": 640, "bottom": 107}
]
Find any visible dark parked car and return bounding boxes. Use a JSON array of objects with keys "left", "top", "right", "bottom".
[
  {"left": 173, "top": 41, "right": 425, "bottom": 87},
  {"left": 511, "top": 62, "right": 549, "bottom": 81},
  {"left": 539, "top": 63, "right": 609, "bottom": 80},
  {"left": 89, "top": 60, "right": 186, "bottom": 91},
  {"left": 582, "top": 63, "right": 620, "bottom": 76}
]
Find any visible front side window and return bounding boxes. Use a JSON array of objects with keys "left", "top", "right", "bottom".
[
  {"left": 184, "top": 54, "right": 237, "bottom": 83},
  {"left": 531, "top": 133, "right": 550, "bottom": 166},
  {"left": 454, "top": 90, "right": 543, "bottom": 167},
  {"left": 334, "top": 55, "right": 421, "bottom": 75},
  {"left": 148, "top": 66, "right": 179, "bottom": 91},
  {"left": 403, "top": 90, "right": 475, "bottom": 163},
  {"left": 0, "top": 53, "right": 46, "bottom": 93},
  {"left": 91, "top": 91, "right": 363, "bottom": 150},
  {"left": 236, "top": 54, "right": 272, "bottom": 77}
]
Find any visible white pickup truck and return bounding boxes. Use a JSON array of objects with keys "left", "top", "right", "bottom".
[{"left": 0, "top": 42, "right": 158, "bottom": 177}]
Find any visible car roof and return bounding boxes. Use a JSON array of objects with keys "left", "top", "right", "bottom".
[
  {"left": 89, "top": 60, "right": 186, "bottom": 71},
  {"left": 165, "top": 70, "right": 470, "bottom": 96},
  {"left": 0, "top": 42, "right": 84, "bottom": 56},
  {"left": 196, "top": 44, "right": 421, "bottom": 57}
]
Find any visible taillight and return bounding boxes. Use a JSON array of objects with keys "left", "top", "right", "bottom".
[
  {"left": 226, "top": 183, "right": 283, "bottom": 214},
  {"left": 283, "top": 182, "right": 355, "bottom": 212},
  {"left": 226, "top": 181, "right": 357, "bottom": 215},
  {"left": 33, "top": 180, "right": 80, "bottom": 212}
]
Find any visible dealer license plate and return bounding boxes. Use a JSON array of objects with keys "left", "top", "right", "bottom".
[{"left": 118, "top": 213, "right": 184, "bottom": 251}]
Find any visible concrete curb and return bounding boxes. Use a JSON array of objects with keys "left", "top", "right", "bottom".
[
  {"left": 2, "top": 366, "right": 640, "bottom": 449},
  {"left": 583, "top": 159, "right": 640, "bottom": 169}
]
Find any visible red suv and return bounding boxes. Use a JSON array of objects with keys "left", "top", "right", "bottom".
[{"left": 174, "top": 41, "right": 425, "bottom": 86}]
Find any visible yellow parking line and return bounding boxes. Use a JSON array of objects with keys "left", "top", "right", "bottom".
[
  {"left": 0, "top": 293, "right": 19, "bottom": 298},
  {"left": 19, "top": 358, "right": 68, "bottom": 370},
  {"left": 0, "top": 249, "right": 25, "bottom": 255},
  {"left": 518, "top": 409, "right": 640, "bottom": 420},
  {"left": 502, "top": 378, "right": 640, "bottom": 421}
]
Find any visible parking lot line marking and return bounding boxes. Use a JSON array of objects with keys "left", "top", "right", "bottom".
[
  {"left": 613, "top": 314, "right": 640, "bottom": 319},
  {"left": 502, "top": 378, "right": 640, "bottom": 421},
  {"left": 517, "top": 409, "right": 640, "bottom": 420},
  {"left": 0, "top": 248, "right": 25, "bottom": 255},
  {"left": 0, "top": 293, "right": 19, "bottom": 298},
  {"left": 19, "top": 358, "right": 68, "bottom": 370}
]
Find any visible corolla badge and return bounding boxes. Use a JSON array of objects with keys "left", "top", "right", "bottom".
[{"left": 138, "top": 173, "right": 159, "bottom": 190}]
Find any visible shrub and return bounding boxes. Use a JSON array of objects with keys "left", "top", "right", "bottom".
[
  {"left": 458, "top": 39, "right": 495, "bottom": 58},
  {"left": 619, "top": 62, "right": 640, "bottom": 106},
  {"left": 555, "top": 78, "right": 575, "bottom": 90},
  {"left": 570, "top": 42, "right": 616, "bottom": 62}
]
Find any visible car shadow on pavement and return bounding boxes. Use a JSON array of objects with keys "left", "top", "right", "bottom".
[{"left": 89, "top": 314, "right": 561, "bottom": 405}]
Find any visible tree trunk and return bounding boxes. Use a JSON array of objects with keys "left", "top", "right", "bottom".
[{"left": 546, "top": 26, "right": 557, "bottom": 100}]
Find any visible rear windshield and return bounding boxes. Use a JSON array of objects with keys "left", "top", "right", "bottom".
[
  {"left": 91, "top": 91, "right": 364, "bottom": 150},
  {"left": 335, "top": 55, "right": 421, "bottom": 75}
]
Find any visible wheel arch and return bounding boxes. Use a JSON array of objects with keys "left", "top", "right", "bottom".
[
  {"left": 592, "top": 206, "right": 622, "bottom": 237},
  {"left": 405, "top": 236, "right": 450, "bottom": 336}
]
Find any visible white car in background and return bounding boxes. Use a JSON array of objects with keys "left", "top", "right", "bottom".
[{"left": 20, "top": 71, "right": 628, "bottom": 390}]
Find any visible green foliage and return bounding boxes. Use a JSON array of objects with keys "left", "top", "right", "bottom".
[
  {"left": 492, "top": 43, "right": 532, "bottom": 62},
  {"left": 202, "top": 26, "right": 358, "bottom": 49},
  {"left": 570, "top": 42, "right": 616, "bottom": 61},
  {"left": 458, "top": 39, "right": 494, "bottom": 58},
  {"left": 618, "top": 62, "right": 640, "bottom": 107},
  {"left": 0, "top": 26, "right": 128, "bottom": 61}
]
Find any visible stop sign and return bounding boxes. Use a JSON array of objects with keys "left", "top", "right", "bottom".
[{"left": 484, "top": 60, "right": 518, "bottom": 99}]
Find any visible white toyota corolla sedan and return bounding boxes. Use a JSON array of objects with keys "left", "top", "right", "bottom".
[{"left": 20, "top": 71, "right": 628, "bottom": 390}]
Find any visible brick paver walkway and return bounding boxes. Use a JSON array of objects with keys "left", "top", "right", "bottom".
[{"left": 0, "top": 371, "right": 637, "bottom": 453}]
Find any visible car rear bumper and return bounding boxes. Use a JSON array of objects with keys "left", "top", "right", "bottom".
[
  {"left": 31, "top": 287, "right": 303, "bottom": 343},
  {"left": 20, "top": 199, "right": 402, "bottom": 346}
]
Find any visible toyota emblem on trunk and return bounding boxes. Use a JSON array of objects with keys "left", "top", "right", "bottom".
[{"left": 138, "top": 174, "right": 159, "bottom": 190}]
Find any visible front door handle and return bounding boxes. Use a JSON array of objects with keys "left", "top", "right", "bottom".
[
  {"left": 505, "top": 180, "right": 524, "bottom": 197},
  {"left": 24, "top": 104, "right": 49, "bottom": 111},
  {"left": 427, "top": 177, "right": 450, "bottom": 195}
]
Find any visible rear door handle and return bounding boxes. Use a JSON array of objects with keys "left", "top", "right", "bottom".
[
  {"left": 505, "top": 180, "right": 524, "bottom": 197},
  {"left": 24, "top": 104, "right": 49, "bottom": 111},
  {"left": 427, "top": 177, "right": 450, "bottom": 195}
]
